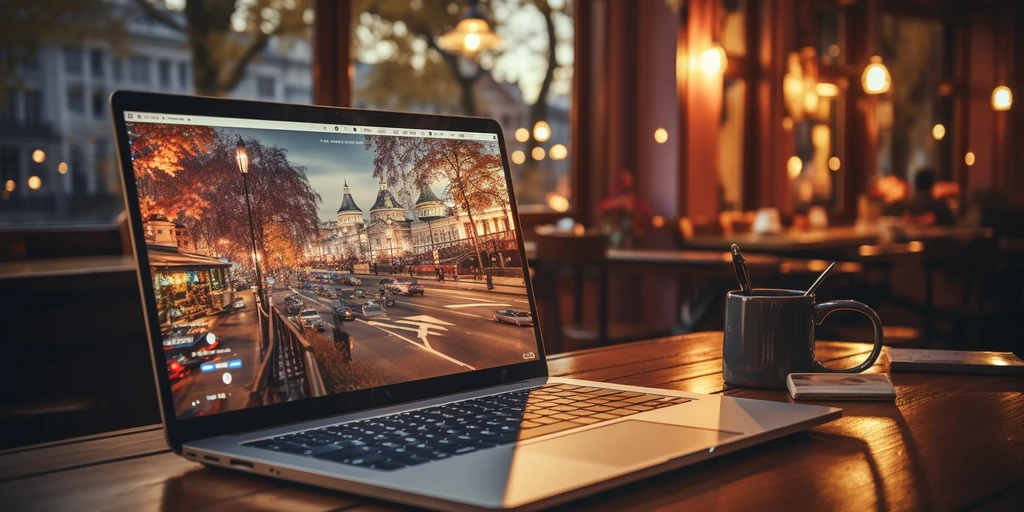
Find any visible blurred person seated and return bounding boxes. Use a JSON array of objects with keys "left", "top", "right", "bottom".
[{"left": 898, "top": 169, "right": 956, "bottom": 226}]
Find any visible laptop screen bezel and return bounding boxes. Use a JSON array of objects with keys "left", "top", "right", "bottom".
[{"left": 110, "top": 91, "right": 549, "bottom": 452}]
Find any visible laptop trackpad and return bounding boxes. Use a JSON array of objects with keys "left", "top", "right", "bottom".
[{"left": 522, "top": 420, "right": 740, "bottom": 468}]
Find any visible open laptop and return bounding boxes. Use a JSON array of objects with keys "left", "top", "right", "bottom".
[{"left": 110, "top": 91, "right": 840, "bottom": 511}]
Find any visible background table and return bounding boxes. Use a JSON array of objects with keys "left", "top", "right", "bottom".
[{"left": 2, "top": 332, "right": 1021, "bottom": 511}]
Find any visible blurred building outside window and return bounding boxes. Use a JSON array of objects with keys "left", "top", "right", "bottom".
[
  {"left": 64, "top": 46, "right": 84, "bottom": 76},
  {"left": 91, "top": 91, "right": 106, "bottom": 119},
  {"left": 0, "top": 0, "right": 314, "bottom": 227},
  {"left": 158, "top": 59, "right": 172, "bottom": 89},
  {"left": 89, "top": 49, "right": 105, "bottom": 78},
  {"left": 129, "top": 56, "right": 151, "bottom": 83},
  {"left": 351, "top": 0, "right": 575, "bottom": 214}
]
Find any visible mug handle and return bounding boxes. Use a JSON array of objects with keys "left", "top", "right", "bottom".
[{"left": 812, "top": 300, "right": 885, "bottom": 373}]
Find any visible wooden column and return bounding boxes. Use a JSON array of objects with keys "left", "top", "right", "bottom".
[
  {"left": 313, "top": 0, "right": 352, "bottom": 107},
  {"left": 603, "top": 0, "right": 638, "bottom": 200},
  {"left": 842, "top": 0, "right": 880, "bottom": 220},
  {"left": 677, "top": 0, "right": 723, "bottom": 220},
  {"left": 965, "top": 10, "right": 996, "bottom": 190},
  {"left": 1012, "top": 2, "right": 1024, "bottom": 206},
  {"left": 747, "top": 0, "right": 795, "bottom": 214},
  {"left": 635, "top": 0, "right": 680, "bottom": 220}
]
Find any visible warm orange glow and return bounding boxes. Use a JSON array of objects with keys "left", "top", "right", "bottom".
[
  {"left": 803, "top": 91, "right": 819, "bottom": 113},
  {"left": 992, "top": 85, "right": 1013, "bottom": 111},
  {"left": 437, "top": 18, "right": 501, "bottom": 57},
  {"left": 4, "top": 180, "right": 14, "bottom": 192},
  {"left": 828, "top": 157, "right": 841, "bottom": 171},
  {"left": 511, "top": 150, "right": 526, "bottom": 164},
  {"left": 464, "top": 33, "right": 481, "bottom": 52},
  {"left": 531, "top": 147, "right": 546, "bottom": 161},
  {"left": 549, "top": 144, "right": 568, "bottom": 160},
  {"left": 532, "top": 121, "right": 551, "bottom": 142},
  {"left": 514, "top": 128, "right": 529, "bottom": 142},
  {"left": 700, "top": 45, "right": 727, "bottom": 75},
  {"left": 932, "top": 124, "right": 946, "bottom": 140},
  {"left": 58, "top": 162, "right": 69, "bottom": 174},
  {"left": 787, "top": 156, "right": 803, "bottom": 179},
  {"left": 32, "top": 149, "right": 46, "bottom": 164},
  {"left": 651, "top": 215, "right": 665, "bottom": 228},
  {"left": 781, "top": 117, "right": 794, "bottom": 131},
  {"left": 27, "top": 175, "right": 42, "bottom": 190},
  {"left": 654, "top": 128, "right": 668, "bottom": 144},
  {"left": 862, "top": 56, "right": 891, "bottom": 94},
  {"left": 965, "top": 152, "right": 976, "bottom": 166},
  {"left": 547, "top": 194, "right": 570, "bottom": 212},
  {"left": 859, "top": 245, "right": 880, "bottom": 257},
  {"left": 815, "top": 83, "right": 840, "bottom": 97},
  {"left": 808, "top": 260, "right": 829, "bottom": 272},
  {"left": 908, "top": 241, "right": 924, "bottom": 252},
  {"left": 572, "top": 224, "right": 585, "bottom": 236},
  {"left": 828, "top": 44, "right": 840, "bottom": 58},
  {"left": 811, "top": 125, "right": 830, "bottom": 149}
]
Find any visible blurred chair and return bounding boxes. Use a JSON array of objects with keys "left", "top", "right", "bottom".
[
  {"left": 532, "top": 231, "right": 651, "bottom": 352},
  {"left": 921, "top": 236, "right": 1001, "bottom": 348},
  {"left": 674, "top": 216, "right": 722, "bottom": 246}
]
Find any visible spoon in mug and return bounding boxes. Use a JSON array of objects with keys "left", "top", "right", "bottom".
[{"left": 804, "top": 262, "right": 837, "bottom": 297}]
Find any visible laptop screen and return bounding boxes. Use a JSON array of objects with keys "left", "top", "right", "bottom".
[{"left": 122, "top": 111, "right": 538, "bottom": 419}]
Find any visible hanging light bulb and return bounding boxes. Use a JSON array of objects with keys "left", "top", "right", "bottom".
[
  {"left": 532, "top": 120, "right": 551, "bottom": 142},
  {"left": 699, "top": 45, "right": 727, "bottom": 75},
  {"left": 861, "top": 56, "right": 891, "bottom": 94},
  {"left": 438, "top": 16, "right": 502, "bottom": 57},
  {"left": 992, "top": 85, "right": 1013, "bottom": 111}
]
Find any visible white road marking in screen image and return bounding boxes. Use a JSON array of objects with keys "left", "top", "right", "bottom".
[
  {"left": 429, "top": 288, "right": 502, "bottom": 302},
  {"left": 393, "top": 300, "right": 492, "bottom": 320},
  {"left": 357, "top": 318, "right": 475, "bottom": 370},
  {"left": 444, "top": 303, "right": 511, "bottom": 309}
]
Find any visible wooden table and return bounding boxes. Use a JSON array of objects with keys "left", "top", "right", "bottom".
[
  {"left": 682, "top": 226, "right": 992, "bottom": 257},
  {"left": 2, "top": 332, "right": 1021, "bottom": 511}
]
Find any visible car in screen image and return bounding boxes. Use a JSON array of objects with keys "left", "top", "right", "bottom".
[
  {"left": 332, "top": 302, "right": 357, "bottom": 321},
  {"left": 493, "top": 309, "right": 533, "bottom": 327},
  {"left": 298, "top": 308, "right": 325, "bottom": 331},
  {"left": 285, "top": 302, "right": 303, "bottom": 316},
  {"left": 392, "top": 280, "right": 424, "bottom": 296}
]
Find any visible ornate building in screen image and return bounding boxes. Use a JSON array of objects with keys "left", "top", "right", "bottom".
[{"left": 316, "top": 179, "right": 515, "bottom": 266}]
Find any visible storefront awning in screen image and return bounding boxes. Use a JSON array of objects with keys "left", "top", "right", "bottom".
[{"left": 148, "top": 244, "right": 232, "bottom": 271}]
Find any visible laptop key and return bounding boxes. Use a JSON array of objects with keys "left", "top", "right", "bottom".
[
  {"left": 346, "top": 453, "right": 387, "bottom": 465},
  {"left": 314, "top": 445, "right": 374, "bottom": 461},
  {"left": 367, "top": 461, "right": 406, "bottom": 471},
  {"left": 517, "top": 422, "right": 577, "bottom": 440}
]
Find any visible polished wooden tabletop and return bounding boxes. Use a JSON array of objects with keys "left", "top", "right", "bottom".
[
  {"left": 682, "top": 225, "right": 992, "bottom": 254},
  {"left": 2, "top": 332, "right": 1021, "bottom": 511}
]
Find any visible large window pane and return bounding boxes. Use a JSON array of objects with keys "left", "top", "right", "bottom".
[
  {"left": 351, "top": 0, "right": 575, "bottom": 213},
  {"left": 878, "top": 14, "right": 945, "bottom": 180},
  {"left": 0, "top": 1, "right": 314, "bottom": 226}
]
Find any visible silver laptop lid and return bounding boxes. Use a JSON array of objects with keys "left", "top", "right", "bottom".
[{"left": 110, "top": 92, "right": 545, "bottom": 450}]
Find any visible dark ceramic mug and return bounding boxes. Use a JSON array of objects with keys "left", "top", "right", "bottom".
[{"left": 722, "top": 289, "right": 884, "bottom": 389}]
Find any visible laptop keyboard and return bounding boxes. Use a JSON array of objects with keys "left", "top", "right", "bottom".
[{"left": 243, "top": 384, "right": 691, "bottom": 471}]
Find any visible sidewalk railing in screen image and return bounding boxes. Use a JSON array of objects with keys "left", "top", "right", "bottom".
[{"left": 251, "top": 307, "right": 328, "bottom": 404}]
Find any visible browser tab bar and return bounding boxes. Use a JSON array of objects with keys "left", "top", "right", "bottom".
[{"left": 121, "top": 111, "right": 498, "bottom": 142}]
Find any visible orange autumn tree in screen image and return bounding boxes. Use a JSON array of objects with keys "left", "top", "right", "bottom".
[
  {"left": 128, "top": 124, "right": 321, "bottom": 266},
  {"left": 364, "top": 136, "right": 506, "bottom": 274}
]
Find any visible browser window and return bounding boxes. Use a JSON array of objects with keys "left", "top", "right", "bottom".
[{"left": 122, "top": 112, "right": 534, "bottom": 419}]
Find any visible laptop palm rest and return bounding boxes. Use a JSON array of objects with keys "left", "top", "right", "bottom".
[{"left": 520, "top": 420, "right": 741, "bottom": 468}]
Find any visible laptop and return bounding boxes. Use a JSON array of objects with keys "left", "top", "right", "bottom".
[{"left": 110, "top": 91, "right": 840, "bottom": 511}]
